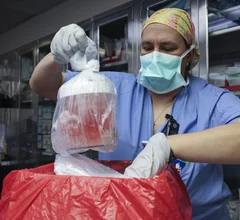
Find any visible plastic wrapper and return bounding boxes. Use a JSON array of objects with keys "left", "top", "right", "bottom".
[
  {"left": 224, "top": 66, "right": 240, "bottom": 86},
  {"left": 51, "top": 69, "right": 117, "bottom": 155},
  {"left": 54, "top": 153, "right": 124, "bottom": 177},
  {"left": 69, "top": 37, "right": 99, "bottom": 72},
  {"left": 0, "top": 162, "right": 192, "bottom": 220},
  {"left": 54, "top": 133, "right": 167, "bottom": 179}
]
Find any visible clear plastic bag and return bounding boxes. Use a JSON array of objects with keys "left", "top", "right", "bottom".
[
  {"left": 69, "top": 37, "right": 99, "bottom": 72},
  {"left": 51, "top": 69, "right": 117, "bottom": 155},
  {"left": 54, "top": 153, "right": 124, "bottom": 178}
]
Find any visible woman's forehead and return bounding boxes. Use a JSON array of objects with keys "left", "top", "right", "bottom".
[{"left": 142, "top": 23, "right": 185, "bottom": 43}]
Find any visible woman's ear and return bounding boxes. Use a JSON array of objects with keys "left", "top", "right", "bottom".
[
  {"left": 183, "top": 50, "right": 194, "bottom": 73},
  {"left": 186, "top": 50, "right": 194, "bottom": 63}
]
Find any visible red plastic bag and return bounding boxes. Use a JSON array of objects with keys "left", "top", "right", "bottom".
[{"left": 0, "top": 162, "right": 191, "bottom": 220}]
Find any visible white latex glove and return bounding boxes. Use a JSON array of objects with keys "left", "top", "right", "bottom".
[
  {"left": 50, "top": 23, "right": 88, "bottom": 65},
  {"left": 124, "top": 133, "right": 171, "bottom": 178}
]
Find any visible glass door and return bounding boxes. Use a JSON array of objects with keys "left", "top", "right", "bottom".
[
  {"left": 141, "top": 0, "right": 191, "bottom": 19},
  {"left": 208, "top": 0, "right": 240, "bottom": 96},
  {"left": 35, "top": 38, "right": 56, "bottom": 164},
  {"left": 0, "top": 51, "right": 22, "bottom": 193},
  {"left": 18, "top": 45, "right": 38, "bottom": 165},
  {"left": 0, "top": 51, "right": 19, "bottom": 164},
  {"left": 94, "top": 7, "right": 134, "bottom": 73}
]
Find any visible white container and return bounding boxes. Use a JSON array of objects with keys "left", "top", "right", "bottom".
[
  {"left": 209, "top": 72, "right": 226, "bottom": 87},
  {"left": 224, "top": 66, "right": 240, "bottom": 86},
  {"left": 51, "top": 69, "right": 117, "bottom": 155}
]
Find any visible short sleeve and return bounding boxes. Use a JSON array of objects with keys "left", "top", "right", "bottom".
[{"left": 214, "top": 91, "right": 240, "bottom": 125}]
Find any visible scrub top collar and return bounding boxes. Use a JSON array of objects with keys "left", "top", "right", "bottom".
[{"left": 153, "top": 75, "right": 190, "bottom": 134}]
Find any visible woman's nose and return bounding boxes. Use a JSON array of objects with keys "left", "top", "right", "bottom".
[
  {"left": 153, "top": 45, "right": 164, "bottom": 53},
  {"left": 153, "top": 46, "right": 159, "bottom": 52}
]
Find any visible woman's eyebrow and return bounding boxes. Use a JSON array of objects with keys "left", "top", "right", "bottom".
[
  {"left": 141, "top": 40, "right": 178, "bottom": 47},
  {"left": 160, "top": 41, "right": 178, "bottom": 47},
  {"left": 141, "top": 41, "right": 153, "bottom": 46}
]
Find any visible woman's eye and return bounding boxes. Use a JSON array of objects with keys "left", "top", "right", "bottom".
[
  {"left": 143, "top": 47, "right": 153, "bottom": 51},
  {"left": 164, "top": 47, "right": 175, "bottom": 52}
]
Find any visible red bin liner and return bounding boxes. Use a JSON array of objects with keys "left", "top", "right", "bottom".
[{"left": 0, "top": 161, "right": 191, "bottom": 220}]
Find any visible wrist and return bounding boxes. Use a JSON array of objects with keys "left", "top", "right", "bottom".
[
  {"left": 168, "top": 148, "right": 177, "bottom": 163},
  {"left": 167, "top": 135, "right": 178, "bottom": 163}
]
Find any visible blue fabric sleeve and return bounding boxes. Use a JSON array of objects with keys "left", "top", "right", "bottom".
[{"left": 215, "top": 90, "right": 240, "bottom": 124}]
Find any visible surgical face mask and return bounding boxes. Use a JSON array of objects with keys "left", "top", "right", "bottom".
[{"left": 138, "top": 45, "right": 195, "bottom": 94}]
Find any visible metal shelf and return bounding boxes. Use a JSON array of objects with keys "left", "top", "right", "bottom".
[
  {"left": 1, "top": 158, "right": 37, "bottom": 166},
  {"left": 101, "top": 60, "right": 127, "bottom": 68},
  {"left": 41, "top": 152, "right": 55, "bottom": 156},
  {"left": 209, "top": 25, "right": 240, "bottom": 37},
  {"left": 21, "top": 99, "right": 32, "bottom": 103}
]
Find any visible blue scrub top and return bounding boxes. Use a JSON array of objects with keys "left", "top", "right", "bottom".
[{"left": 64, "top": 70, "right": 240, "bottom": 220}]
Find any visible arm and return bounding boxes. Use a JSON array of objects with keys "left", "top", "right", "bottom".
[
  {"left": 125, "top": 122, "right": 240, "bottom": 178},
  {"left": 168, "top": 120, "right": 240, "bottom": 164},
  {"left": 29, "top": 52, "right": 65, "bottom": 100}
]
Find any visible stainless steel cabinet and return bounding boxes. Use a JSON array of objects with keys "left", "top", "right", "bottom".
[
  {"left": 94, "top": 7, "right": 134, "bottom": 73},
  {"left": 0, "top": 51, "right": 19, "bottom": 163},
  {"left": 207, "top": 1, "right": 240, "bottom": 213},
  {"left": 35, "top": 39, "right": 56, "bottom": 160},
  {"left": 208, "top": 0, "right": 240, "bottom": 96},
  {"left": 18, "top": 46, "right": 38, "bottom": 163},
  {"left": 0, "top": 49, "right": 39, "bottom": 192},
  {"left": 141, "top": 0, "right": 191, "bottom": 19}
]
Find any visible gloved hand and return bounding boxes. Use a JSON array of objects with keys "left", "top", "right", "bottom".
[
  {"left": 51, "top": 23, "right": 99, "bottom": 72},
  {"left": 124, "top": 133, "right": 171, "bottom": 178},
  {"left": 50, "top": 23, "right": 88, "bottom": 65}
]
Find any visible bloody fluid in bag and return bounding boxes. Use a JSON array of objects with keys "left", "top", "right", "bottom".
[
  {"left": 51, "top": 70, "right": 117, "bottom": 154},
  {"left": 53, "top": 93, "right": 117, "bottom": 152}
]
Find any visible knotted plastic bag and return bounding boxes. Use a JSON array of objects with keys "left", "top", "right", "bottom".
[
  {"left": 54, "top": 153, "right": 124, "bottom": 177},
  {"left": 69, "top": 36, "right": 99, "bottom": 72},
  {"left": 53, "top": 133, "right": 169, "bottom": 179},
  {"left": 51, "top": 69, "right": 117, "bottom": 155}
]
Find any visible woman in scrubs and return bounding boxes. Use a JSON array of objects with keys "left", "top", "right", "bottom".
[{"left": 30, "top": 8, "right": 240, "bottom": 219}]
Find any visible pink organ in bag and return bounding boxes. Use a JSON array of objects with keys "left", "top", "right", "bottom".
[{"left": 51, "top": 69, "right": 117, "bottom": 154}]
